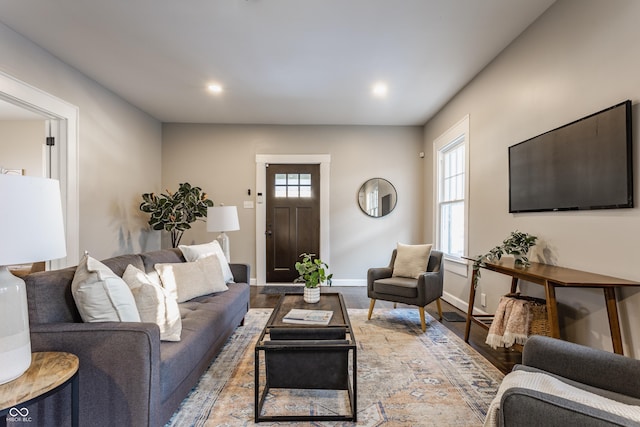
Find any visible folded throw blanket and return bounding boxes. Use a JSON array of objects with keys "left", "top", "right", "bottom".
[
  {"left": 486, "top": 296, "right": 530, "bottom": 349},
  {"left": 484, "top": 370, "right": 640, "bottom": 427}
]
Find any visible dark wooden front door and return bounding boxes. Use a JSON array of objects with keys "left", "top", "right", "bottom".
[{"left": 266, "top": 164, "right": 320, "bottom": 283}]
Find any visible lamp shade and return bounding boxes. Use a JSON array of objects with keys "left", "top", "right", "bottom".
[
  {"left": 0, "top": 174, "right": 66, "bottom": 384},
  {"left": 206, "top": 206, "right": 240, "bottom": 232},
  {"left": 0, "top": 174, "right": 67, "bottom": 265}
]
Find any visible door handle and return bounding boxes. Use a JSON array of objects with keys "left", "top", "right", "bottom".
[{"left": 265, "top": 230, "right": 272, "bottom": 236}]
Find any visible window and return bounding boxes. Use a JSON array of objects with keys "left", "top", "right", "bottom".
[
  {"left": 274, "top": 173, "right": 312, "bottom": 198},
  {"left": 434, "top": 116, "right": 469, "bottom": 266}
]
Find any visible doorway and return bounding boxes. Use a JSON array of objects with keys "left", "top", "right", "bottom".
[
  {"left": 265, "top": 164, "right": 320, "bottom": 282},
  {"left": 0, "top": 71, "right": 79, "bottom": 269},
  {"left": 255, "top": 154, "right": 331, "bottom": 285}
]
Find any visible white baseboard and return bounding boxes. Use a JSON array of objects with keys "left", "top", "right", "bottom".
[
  {"left": 442, "top": 291, "right": 488, "bottom": 316},
  {"left": 330, "top": 279, "right": 366, "bottom": 287}
]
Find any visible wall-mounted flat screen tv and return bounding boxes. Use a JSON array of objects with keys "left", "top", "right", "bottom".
[{"left": 509, "top": 100, "right": 633, "bottom": 213}]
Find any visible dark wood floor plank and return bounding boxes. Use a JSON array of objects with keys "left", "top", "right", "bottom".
[{"left": 250, "top": 286, "right": 520, "bottom": 374}]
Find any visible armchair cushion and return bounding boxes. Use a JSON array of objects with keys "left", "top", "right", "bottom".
[
  {"left": 373, "top": 277, "right": 418, "bottom": 298},
  {"left": 392, "top": 243, "right": 432, "bottom": 279}
]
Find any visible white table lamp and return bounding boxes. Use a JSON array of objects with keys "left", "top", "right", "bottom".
[
  {"left": 0, "top": 174, "right": 66, "bottom": 384},
  {"left": 207, "top": 206, "right": 239, "bottom": 262}
]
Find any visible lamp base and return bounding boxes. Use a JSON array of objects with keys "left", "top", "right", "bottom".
[
  {"left": 0, "top": 266, "right": 32, "bottom": 384},
  {"left": 216, "top": 232, "right": 231, "bottom": 262}
]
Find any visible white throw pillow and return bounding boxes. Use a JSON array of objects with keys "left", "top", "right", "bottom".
[
  {"left": 155, "top": 255, "right": 228, "bottom": 303},
  {"left": 123, "top": 265, "right": 182, "bottom": 342},
  {"left": 71, "top": 254, "right": 141, "bottom": 323},
  {"left": 392, "top": 243, "right": 433, "bottom": 279},
  {"left": 179, "top": 240, "right": 235, "bottom": 283}
]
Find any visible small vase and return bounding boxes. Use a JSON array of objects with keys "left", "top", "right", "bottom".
[{"left": 303, "top": 286, "right": 320, "bottom": 304}]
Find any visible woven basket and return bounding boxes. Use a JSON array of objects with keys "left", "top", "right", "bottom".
[
  {"left": 527, "top": 299, "right": 551, "bottom": 337},
  {"left": 505, "top": 293, "right": 551, "bottom": 337}
]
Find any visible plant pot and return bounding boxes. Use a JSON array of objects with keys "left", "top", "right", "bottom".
[{"left": 303, "top": 286, "right": 320, "bottom": 304}]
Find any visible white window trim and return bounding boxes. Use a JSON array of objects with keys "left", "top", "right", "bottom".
[{"left": 433, "top": 115, "right": 470, "bottom": 276}]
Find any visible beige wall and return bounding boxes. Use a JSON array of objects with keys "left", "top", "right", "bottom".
[
  {"left": 0, "top": 120, "right": 44, "bottom": 176},
  {"left": 424, "top": 0, "right": 640, "bottom": 356},
  {"left": 162, "top": 124, "right": 424, "bottom": 282},
  {"left": 0, "top": 22, "right": 162, "bottom": 260}
]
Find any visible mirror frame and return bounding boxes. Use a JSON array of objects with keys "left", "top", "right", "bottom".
[{"left": 357, "top": 178, "right": 397, "bottom": 218}]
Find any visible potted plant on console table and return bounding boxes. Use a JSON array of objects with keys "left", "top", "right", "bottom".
[
  {"left": 295, "top": 253, "right": 333, "bottom": 303},
  {"left": 472, "top": 230, "right": 537, "bottom": 288}
]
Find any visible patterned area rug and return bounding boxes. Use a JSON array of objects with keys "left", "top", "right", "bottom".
[{"left": 165, "top": 308, "right": 504, "bottom": 426}]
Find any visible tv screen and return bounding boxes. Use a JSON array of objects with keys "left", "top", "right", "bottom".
[{"left": 509, "top": 100, "right": 633, "bottom": 213}]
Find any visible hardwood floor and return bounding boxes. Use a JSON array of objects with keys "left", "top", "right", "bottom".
[{"left": 250, "top": 286, "right": 521, "bottom": 375}]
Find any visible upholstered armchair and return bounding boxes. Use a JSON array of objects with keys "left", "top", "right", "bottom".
[
  {"left": 489, "top": 335, "right": 640, "bottom": 426},
  {"left": 367, "top": 248, "right": 443, "bottom": 332}
]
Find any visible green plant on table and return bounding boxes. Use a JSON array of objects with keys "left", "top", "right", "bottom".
[
  {"left": 472, "top": 230, "right": 537, "bottom": 288},
  {"left": 294, "top": 253, "right": 333, "bottom": 288},
  {"left": 140, "top": 182, "right": 214, "bottom": 248}
]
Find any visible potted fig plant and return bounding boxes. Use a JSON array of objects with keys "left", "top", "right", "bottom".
[
  {"left": 295, "top": 253, "right": 333, "bottom": 303},
  {"left": 472, "top": 230, "right": 537, "bottom": 288},
  {"left": 140, "top": 182, "right": 214, "bottom": 248}
]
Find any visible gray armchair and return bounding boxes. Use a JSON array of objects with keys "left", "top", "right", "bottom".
[
  {"left": 367, "top": 249, "right": 443, "bottom": 332},
  {"left": 497, "top": 335, "right": 640, "bottom": 426}
]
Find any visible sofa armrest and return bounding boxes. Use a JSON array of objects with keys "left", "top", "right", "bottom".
[
  {"left": 522, "top": 335, "right": 640, "bottom": 399},
  {"left": 230, "top": 263, "right": 250, "bottom": 284},
  {"left": 500, "top": 387, "right": 637, "bottom": 427},
  {"left": 30, "top": 322, "right": 161, "bottom": 427}
]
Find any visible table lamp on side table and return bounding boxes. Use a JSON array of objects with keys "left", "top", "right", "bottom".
[
  {"left": 0, "top": 174, "right": 66, "bottom": 384},
  {"left": 207, "top": 206, "right": 239, "bottom": 262}
]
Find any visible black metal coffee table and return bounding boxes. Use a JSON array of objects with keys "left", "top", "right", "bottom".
[{"left": 254, "top": 292, "right": 357, "bottom": 422}]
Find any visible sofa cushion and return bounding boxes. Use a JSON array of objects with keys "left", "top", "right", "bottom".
[
  {"left": 140, "top": 248, "right": 185, "bottom": 274},
  {"left": 155, "top": 255, "right": 227, "bottom": 303},
  {"left": 72, "top": 254, "right": 141, "bottom": 322},
  {"left": 392, "top": 243, "right": 432, "bottom": 279},
  {"left": 179, "top": 240, "right": 234, "bottom": 283},
  {"left": 25, "top": 266, "right": 79, "bottom": 324},
  {"left": 159, "top": 282, "right": 249, "bottom": 403},
  {"left": 123, "top": 264, "right": 182, "bottom": 341}
]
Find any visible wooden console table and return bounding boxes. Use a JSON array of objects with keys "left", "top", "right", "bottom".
[{"left": 464, "top": 259, "right": 640, "bottom": 355}]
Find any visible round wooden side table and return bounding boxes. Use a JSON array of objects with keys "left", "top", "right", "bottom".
[{"left": 0, "top": 352, "right": 79, "bottom": 427}]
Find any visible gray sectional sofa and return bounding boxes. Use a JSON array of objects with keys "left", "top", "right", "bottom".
[{"left": 23, "top": 248, "right": 250, "bottom": 427}]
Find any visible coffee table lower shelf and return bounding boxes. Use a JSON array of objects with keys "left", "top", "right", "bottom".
[{"left": 254, "top": 293, "right": 357, "bottom": 422}]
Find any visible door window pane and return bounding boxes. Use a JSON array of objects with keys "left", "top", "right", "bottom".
[{"left": 273, "top": 171, "right": 313, "bottom": 198}]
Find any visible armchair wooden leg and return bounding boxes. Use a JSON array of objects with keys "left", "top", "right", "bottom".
[
  {"left": 419, "top": 306, "right": 427, "bottom": 332},
  {"left": 436, "top": 298, "right": 443, "bottom": 321},
  {"left": 393, "top": 303, "right": 397, "bottom": 309},
  {"left": 368, "top": 299, "right": 376, "bottom": 320}
]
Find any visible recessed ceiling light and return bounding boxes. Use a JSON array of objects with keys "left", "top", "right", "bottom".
[
  {"left": 207, "top": 83, "right": 223, "bottom": 94},
  {"left": 372, "top": 82, "right": 388, "bottom": 98}
]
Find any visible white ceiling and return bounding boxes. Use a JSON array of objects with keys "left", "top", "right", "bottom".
[{"left": 0, "top": 0, "right": 555, "bottom": 126}]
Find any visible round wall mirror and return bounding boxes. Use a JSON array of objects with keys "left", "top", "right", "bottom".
[{"left": 358, "top": 178, "right": 397, "bottom": 217}]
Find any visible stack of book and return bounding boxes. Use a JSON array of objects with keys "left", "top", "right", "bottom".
[{"left": 282, "top": 309, "right": 333, "bottom": 325}]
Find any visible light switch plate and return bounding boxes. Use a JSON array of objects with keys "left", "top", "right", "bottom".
[{"left": 243, "top": 201, "right": 254, "bottom": 209}]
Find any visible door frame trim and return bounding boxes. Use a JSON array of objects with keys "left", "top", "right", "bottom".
[
  {"left": 255, "top": 154, "right": 331, "bottom": 285},
  {"left": 0, "top": 71, "right": 79, "bottom": 269}
]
